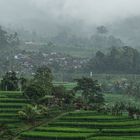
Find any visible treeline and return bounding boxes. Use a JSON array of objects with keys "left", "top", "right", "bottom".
[
  {"left": 0, "top": 26, "right": 19, "bottom": 49},
  {"left": 86, "top": 46, "right": 140, "bottom": 74},
  {"left": 0, "top": 67, "right": 104, "bottom": 111}
]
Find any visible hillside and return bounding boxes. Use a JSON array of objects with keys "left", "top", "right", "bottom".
[
  {"left": 21, "top": 111, "right": 140, "bottom": 140},
  {"left": 0, "top": 91, "right": 30, "bottom": 135},
  {"left": 1, "top": 82, "right": 140, "bottom": 140}
]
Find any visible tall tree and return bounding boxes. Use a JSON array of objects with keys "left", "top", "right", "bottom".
[
  {"left": 97, "top": 26, "right": 108, "bottom": 34},
  {"left": 1, "top": 71, "right": 18, "bottom": 91},
  {"left": 33, "top": 66, "right": 53, "bottom": 95},
  {"left": 74, "top": 77, "right": 104, "bottom": 104}
]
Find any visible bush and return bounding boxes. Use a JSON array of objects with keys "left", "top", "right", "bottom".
[
  {"left": 23, "top": 84, "right": 45, "bottom": 103},
  {"left": 18, "top": 104, "right": 48, "bottom": 124}
]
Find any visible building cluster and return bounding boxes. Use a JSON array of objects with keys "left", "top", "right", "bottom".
[{"left": 12, "top": 51, "right": 89, "bottom": 74}]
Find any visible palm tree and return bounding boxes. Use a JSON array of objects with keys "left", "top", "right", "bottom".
[
  {"left": 18, "top": 105, "right": 41, "bottom": 125},
  {"left": 111, "top": 102, "right": 125, "bottom": 116},
  {"left": 18, "top": 104, "right": 48, "bottom": 125}
]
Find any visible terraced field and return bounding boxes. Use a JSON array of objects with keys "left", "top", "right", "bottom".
[
  {"left": 0, "top": 91, "right": 29, "bottom": 130},
  {"left": 21, "top": 111, "right": 140, "bottom": 140},
  {"left": 1, "top": 89, "right": 140, "bottom": 140},
  {"left": 53, "top": 82, "right": 76, "bottom": 90}
]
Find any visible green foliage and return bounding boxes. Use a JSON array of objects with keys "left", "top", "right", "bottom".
[
  {"left": 23, "top": 84, "right": 45, "bottom": 103},
  {"left": 21, "top": 131, "right": 91, "bottom": 140},
  {"left": 90, "top": 136, "right": 140, "bottom": 140},
  {"left": 35, "top": 126, "right": 95, "bottom": 133},
  {"left": 52, "top": 85, "right": 75, "bottom": 107},
  {"left": 18, "top": 104, "right": 48, "bottom": 124},
  {"left": 74, "top": 96, "right": 85, "bottom": 105},
  {"left": 63, "top": 90, "right": 75, "bottom": 105},
  {"left": 38, "top": 95, "right": 54, "bottom": 105},
  {"left": 19, "top": 77, "right": 28, "bottom": 91},
  {"left": 60, "top": 115, "right": 128, "bottom": 122},
  {"left": 22, "top": 66, "right": 54, "bottom": 104},
  {"left": 50, "top": 120, "right": 140, "bottom": 129},
  {"left": 0, "top": 123, "right": 15, "bottom": 140},
  {"left": 124, "top": 81, "right": 140, "bottom": 98},
  {"left": 74, "top": 77, "right": 104, "bottom": 105},
  {"left": 109, "top": 102, "right": 126, "bottom": 116},
  {"left": 19, "top": 110, "right": 140, "bottom": 140},
  {"left": 33, "top": 66, "right": 53, "bottom": 95},
  {"left": 87, "top": 46, "right": 140, "bottom": 74},
  {"left": 0, "top": 71, "right": 18, "bottom": 91},
  {"left": 52, "top": 86, "right": 66, "bottom": 99},
  {"left": 126, "top": 103, "right": 140, "bottom": 118}
]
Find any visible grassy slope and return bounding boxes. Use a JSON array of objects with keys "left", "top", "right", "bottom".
[
  {"left": 21, "top": 111, "right": 140, "bottom": 140},
  {"left": 1, "top": 82, "right": 140, "bottom": 140},
  {"left": 0, "top": 91, "right": 31, "bottom": 133}
]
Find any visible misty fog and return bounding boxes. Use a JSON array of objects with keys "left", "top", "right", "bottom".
[
  {"left": 1, "top": 0, "right": 140, "bottom": 24},
  {"left": 1, "top": 0, "right": 140, "bottom": 52}
]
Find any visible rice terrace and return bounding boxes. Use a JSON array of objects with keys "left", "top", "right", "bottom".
[
  {"left": 1, "top": 0, "right": 140, "bottom": 140},
  {"left": 0, "top": 77, "right": 140, "bottom": 140}
]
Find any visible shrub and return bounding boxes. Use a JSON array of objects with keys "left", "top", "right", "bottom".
[{"left": 23, "top": 84, "right": 45, "bottom": 103}]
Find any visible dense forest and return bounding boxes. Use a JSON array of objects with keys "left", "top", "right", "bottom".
[{"left": 86, "top": 46, "right": 140, "bottom": 74}]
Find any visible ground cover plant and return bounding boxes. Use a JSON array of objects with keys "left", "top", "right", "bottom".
[{"left": 1, "top": 69, "right": 140, "bottom": 140}]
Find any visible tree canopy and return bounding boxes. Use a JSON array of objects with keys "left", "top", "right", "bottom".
[
  {"left": 0, "top": 71, "right": 18, "bottom": 91},
  {"left": 33, "top": 66, "right": 53, "bottom": 95},
  {"left": 74, "top": 77, "right": 104, "bottom": 104},
  {"left": 86, "top": 46, "right": 140, "bottom": 74}
]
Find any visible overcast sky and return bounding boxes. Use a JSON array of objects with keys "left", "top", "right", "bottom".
[{"left": 0, "top": 0, "right": 140, "bottom": 29}]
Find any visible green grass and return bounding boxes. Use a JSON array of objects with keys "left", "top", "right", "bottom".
[
  {"left": 20, "top": 110, "right": 140, "bottom": 140},
  {"left": 21, "top": 132, "right": 93, "bottom": 140},
  {"left": 53, "top": 82, "right": 76, "bottom": 90},
  {"left": 0, "top": 118, "right": 20, "bottom": 123},
  {"left": 0, "top": 108, "right": 21, "bottom": 113},
  {"left": 1, "top": 89, "right": 140, "bottom": 140},
  {"left": 0, "top": 102, "right": 27, "bottom": 108},
  {"left": 104, "top": 93, "right": 140, "bottom": 108},
  {"left": 0, "top": 98, "right": 28, "bottom": 103},
  {"left": 0, "top": 91, "right": 31, "bottom": 134},
  {"left": 88, "top": 136, "right": 140, "bottom": 140},
  {"left": 49, "top": 120, "right": 140, "bottom": 129},
  {"left": 0, "top": 91, "right": 23, "bottom": 98},
  {"left": 0, "top": 113, "right": 18, "bottom": 117},
  {"left": 35, "top": 127, "right": 95, "bottom": 133},
  {"left": 66, "top": 111, "right": 102, "bottom": 116},
  {"left": 61, "top": 115, "right": 129, "bottom": 121}
]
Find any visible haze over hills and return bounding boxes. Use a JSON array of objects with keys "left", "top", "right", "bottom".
[
  {"left": 110, "top": 16, "right": 140, "bottom": 48},
  {"left": 1, "top": 0, "right": 140, "bottom": 54}
]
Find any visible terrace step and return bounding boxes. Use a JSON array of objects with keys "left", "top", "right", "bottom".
[
  {"left": 59, "top": 116, "right": 132, "bottom": 122},
  {"left": 0, "top": 118, "right": 20, "bottom": 123},
  {"left": 35, "top": 127, "right": 96, "bottom": 133},
  {"left": 0, "top": 108, "right": 21, "bottom": 113},
  {"left": 49, "top": 120, "right": 140, "bottom": 129},
  {"left": 0, "top": 98, "right": 28, "bottom": 103},
  {"left": 21, "top": 132, "right": 93, "bottom": 140},
  {"left": 0, "top": 113, "right": 18, "bottom": 118},
  {"left": 20, "top": 111, "right": 140, "bottom": 140},
  {"left": 66, "top": 111, "right": 102, "bottom": 116},
  {"left": 88, "top": 136, "right": 140, "bottom": 140},
  {"left": 0, "top": 103, "right": 27, "bottom": 108}
]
